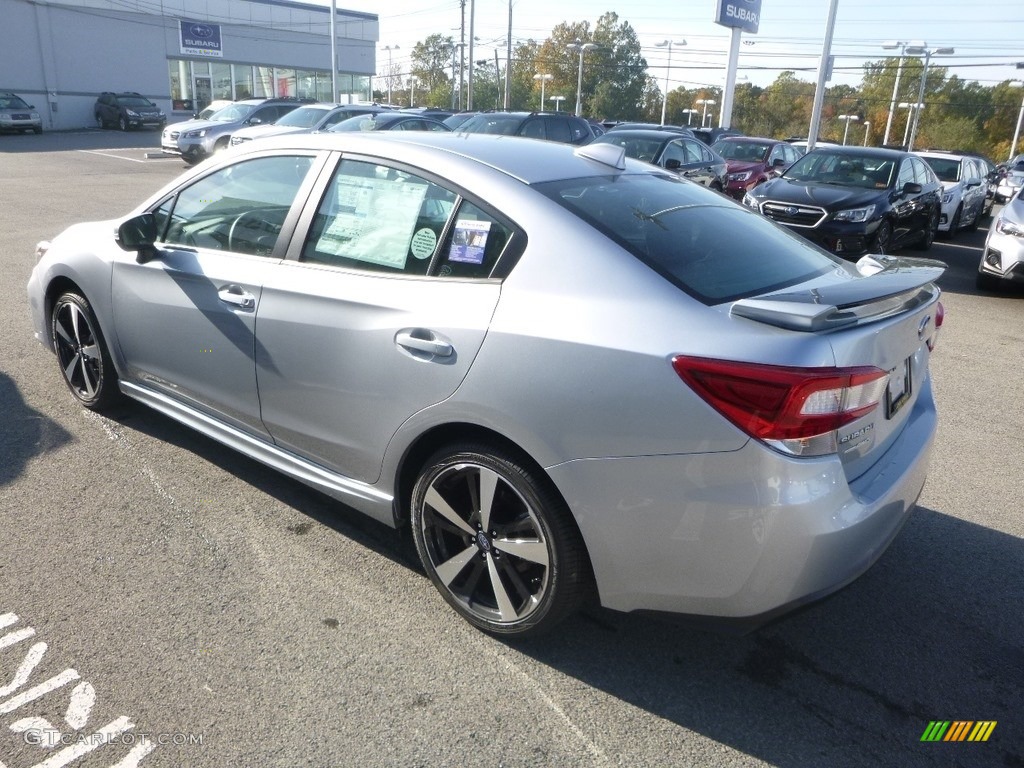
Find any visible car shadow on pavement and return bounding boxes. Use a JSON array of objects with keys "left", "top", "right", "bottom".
[
  {"left": 98, "top": 402, "right": 1022, "bottom": 767},
  {"left": 508, "top": 505, "right": 1024, "bottom": 768},
  {"left": 0, "top": 371, "right": 72, "bottom": 487}
]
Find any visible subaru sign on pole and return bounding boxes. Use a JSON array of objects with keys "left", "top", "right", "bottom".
[
  {"left": 715, "top": 0, "right": 762, "bottom": 34},
  {"left": 179, "top": 20, "right": 223, "bottom": 58}
]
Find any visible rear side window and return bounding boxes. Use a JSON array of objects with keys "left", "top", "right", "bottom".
[{"left": 536, "top": 174, "right": 837, "bottom": 304}]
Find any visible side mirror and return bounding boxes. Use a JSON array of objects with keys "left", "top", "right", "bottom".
[
  {"left": 902, "top": 182, "right": 923, "bottom": 196},
  {"left": 116, "top": 213, "right": 160, "bottom": 263},
  {"left": 664, "top": 158, "right": 682, "bottom": 170},
  {"left": 966, "top": 179, "right": 982, "bottom": 188},
  {"left": 772, "top": 157, "right": 787, "bottom": 167},
  {"left": 247, "top": 117, "right": 262, "bottom": 125}
]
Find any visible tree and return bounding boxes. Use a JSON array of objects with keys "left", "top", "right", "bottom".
[{"left": 409, "top": 34, "right": 458, "bottom": 108}]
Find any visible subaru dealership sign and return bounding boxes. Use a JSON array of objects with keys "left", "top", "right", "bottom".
[
  {"left": 179, "top": 20, "right": 223, "bottom": 58},
  {"left": 715, "top": 0, "right": 761, "bottom": 34}
]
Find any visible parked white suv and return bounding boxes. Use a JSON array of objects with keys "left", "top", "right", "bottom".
[{"left": 915, "top": 150, "right": 988, "bottom": 236}]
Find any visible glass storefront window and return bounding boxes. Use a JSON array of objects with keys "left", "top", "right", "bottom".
[
  {"left": 296, "top": 70, "right": 317, "bottom": 100},
  {"left": 233, "top": 64, "right": 254, "bottom": 100},
  {"left": 211, "top": 63, "right": 232, "bottom": 100},
  {"left": 275, "top": 68, "right": 296, "bottom": 98},
  {"left": 254, "top": 66, "right": 273, "bottom": 98}
]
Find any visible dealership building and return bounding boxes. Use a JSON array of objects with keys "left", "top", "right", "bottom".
[{"left": 3, "top": 0, "right": 379, "bottom": 131}]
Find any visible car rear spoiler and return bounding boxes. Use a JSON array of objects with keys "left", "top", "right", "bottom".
[{"left": 731, "top": 255, "right": 945, "bottom": 332}]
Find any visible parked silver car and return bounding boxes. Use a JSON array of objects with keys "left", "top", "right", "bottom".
[
  {"left": 0, "top": 91, "right": 42, "bottom": 134},
  {"left": 977, "top": 183, "right": 1024, "bottom": 290},
  {"left": 914, "top": 150, "right": 988, "bottom": 235},
  {"left": 161, "top": 97, "right": 306, "bottom": 164},
  {"left": 27, "top": 133, "right": 945, "bottom": 637}
]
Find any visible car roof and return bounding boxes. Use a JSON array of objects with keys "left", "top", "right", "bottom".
[
  {"left": 809, "top": 146, "right": 912, "bottom": 159},
  {"left": 714, "top": 136, "right": 783, "bottom": 144},
  {"left": 596, "top": 129, "right": 689, "bottom": 141},
  {"left": 232, "top": 131, "right": 640, "bottom": 185}
]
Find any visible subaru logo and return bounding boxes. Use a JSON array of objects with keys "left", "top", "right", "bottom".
[
  {"left": 918, "top": 315, "right": 931, "bottom": 339},
  {"left": 784, "top": 206, "right": 798, "bottom": 216},
  {"left": 475, "top": 531, "right": 492, "bottom": 553},
  {"left": 189, "top": 24, "right": 214, "bottom": 38}
]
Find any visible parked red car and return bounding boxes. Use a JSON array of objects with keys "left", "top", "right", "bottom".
[{"left": 712, "top": 137, "right": 803, "bottom": 200}]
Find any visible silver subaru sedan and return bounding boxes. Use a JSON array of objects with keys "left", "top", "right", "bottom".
[{"left": 27, "top": 132, "right": 945, "bottom": 637}]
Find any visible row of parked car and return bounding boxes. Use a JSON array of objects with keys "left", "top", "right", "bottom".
[{"left": 149, "top": 94, "right": 1023, "bottom": 290}]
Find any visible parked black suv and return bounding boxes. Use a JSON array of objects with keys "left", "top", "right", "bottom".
[
  {"left": 94, "top": 92, "right": 166, "bottom": 131},
  {"left": 455, "top": 111, "right": 594, "bottom": 145}
]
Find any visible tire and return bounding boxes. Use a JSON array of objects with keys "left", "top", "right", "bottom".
[
  {"left": 411, "top": 443, "right": 591, "bottom": 637},
  {"left": 873, "top": 219, "right": 893, "bottom": 254},
  {"left": 913, "top": 210, "right": 938, "bottom": 252},
  {"left": 95, "top": 113, "right": 105, "bottom": 129},
  {"left": 215, "top": 137, "right": 230, "bottom": 152},
  {"left": 32, "top": 127, "right": 42, "bottom": 134},
  {"left": 976, "top": 270, "right": 1000, "bottom": 292},
  {"left": 945, "top": 204, "right": 962, "bottom": 237},
  {"left": 118, "top": 115, "right": 129, "bottom": 132},
  {"left": 51, "top": 292, "right": 121, "bottom": 411},
  {"left": 965, "top": 204, "right": 981, "bottom": 232}
]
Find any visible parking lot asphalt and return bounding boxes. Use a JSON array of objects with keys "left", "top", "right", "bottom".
[{"left": 1, "top": 132, "right": 1022, "bottom": 768}]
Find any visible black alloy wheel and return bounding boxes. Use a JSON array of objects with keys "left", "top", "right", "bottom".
[
  {"left": 873, "top": 219, "right": 893, "bottom": 254},
  {"left": 51, "top": 292, "right": 121, "bottom": 410},
  {"left": 913, "top": 210, "right": 938, "bottom": 251},
  {"left": 411, "top": 443, "right": 591, "bottom": 637}
]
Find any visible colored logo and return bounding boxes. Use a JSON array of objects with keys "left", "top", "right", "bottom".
[{"left": 920, "top": 721, "right": 996, "bottom": 742}]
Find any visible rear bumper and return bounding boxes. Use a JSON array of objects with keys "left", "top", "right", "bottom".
[{"left": 547, "top": 378, "right": 936, "bottom": 622}]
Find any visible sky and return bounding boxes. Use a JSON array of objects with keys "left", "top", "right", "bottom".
[{"left": 323, "top": 0, "right": 1023, "bottom": 94}]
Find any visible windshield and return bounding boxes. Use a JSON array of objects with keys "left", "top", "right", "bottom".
[
  {"left": 328, "top": 115, "right": 391, "bottom": 132},
  {"left": 783, "top": 152, "right": 896, "bottom": 189},
  {"left": 458, "top": 115, "right": 524, "bottom": 136},
  {"left": 713, "top": 141, "right": 770, "bottom": 162},
  {"left": 116, "top": 96, "right": 155, "bottom": 108},
  {"left": 535, "top": 173, "right": 837, "bottom": 304},
  {"left": 274, "top": 106, "right": 330, "bottom": 128},
  {"left": 595, "top": 136, "right": 666, "bottom": 162},
  {"left": 209, "top": 104, "right": 256, "bottom": 122},
  {"left": 0, "top": 95, "right": 30, "bottom": 110},
  {"left": 922, "top": 157, "right": 961, "bottom": 183}
]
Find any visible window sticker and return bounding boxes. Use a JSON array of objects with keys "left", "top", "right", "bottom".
[
  {"left": 448, "top": 219, "right": 491, "bottom": 265},
  {"left": 410, "top": 227, "right": 437, "bottom": 259},
  {"left": 316, "top": 175, "right": 428, "bottom": 270}
]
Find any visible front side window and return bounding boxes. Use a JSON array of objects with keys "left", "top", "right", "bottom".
[{"left": 156, "top": 155, "right": 314, "bottom": 256}]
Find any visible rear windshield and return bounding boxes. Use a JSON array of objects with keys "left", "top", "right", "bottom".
[
  {"left": 458, "top": 115, "right": 524, "bottom": 136},
  {"left": 535, "top": 173, "right": 838, "bottom": 304}
]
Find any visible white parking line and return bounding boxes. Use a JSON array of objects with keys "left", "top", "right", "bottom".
[
  {"left": 75, "top": 150, "right": 148, "bottom": 164},
  {"left": 940, "top": 241, "right": 984, "bottom": 253}
]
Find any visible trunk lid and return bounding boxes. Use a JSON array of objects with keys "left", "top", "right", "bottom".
[{"left": 732, "top": 254, "right": 944, "bottom": 479}]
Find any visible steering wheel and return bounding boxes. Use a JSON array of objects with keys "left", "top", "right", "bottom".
[{"left": 227, "top": 211, "right": 268, "bottom": 252}]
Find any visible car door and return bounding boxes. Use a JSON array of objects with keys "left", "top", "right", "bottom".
[
  {"left": 889, "top": 158, "right": 923, "bottom": 246},
  {"left": 663, "top": 138, "right": 711, "bottom": 186},
  {"left": 111, "top": 153, "right": 320, "bottom": 438},
  {"left": 256, "top": 156, "right": 513, "bottom": 484},
  {"left": 962, "top": 158, "right": 985, "bottom": 223}
]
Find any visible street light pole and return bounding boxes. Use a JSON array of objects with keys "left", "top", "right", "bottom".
[
  {"left": 682, "top": 108, "right": 699, "bottom": 125},
  {"left": 863, "top": 120, "right": 871, "bottom": 146},
  {"left": 905, "top": 45, "right": 955, "bottom": 152},
  {"left": 549, "top": 95, "right": 565, "bottom": 112},
  {"left": 899, "top": 102, "right": 923, "bottom": 148},
  {"left": 533, "top": 73, "right": 553, "bottom": 111},
  {"left": 838, "top": 114, "right": 859, "bottom": 145},
  {"left": 696, "top": 99, "right": 716, "bottom": 128},
  {"left": 566, "top": 39, "right": 598, "bottom": 116},
  {"left": 881, "top": 41, "right": 916, "bottom": 146},
  {"left": 655, "top": 39, "right": 686, "bottom": 126},
  {"left": 1010, "top": 84, "right": 1024, "bottom": 161},
  {"left": 382, "top": 44, "right": 399, "bottom": 105}
]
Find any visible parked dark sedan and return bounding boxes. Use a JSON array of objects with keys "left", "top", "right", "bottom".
[
  {"left": 743, "top": 147, "right": 942, "bottom": 256},
  {"left": 590, "top": 129, "right": 727, "bottom": 191}
]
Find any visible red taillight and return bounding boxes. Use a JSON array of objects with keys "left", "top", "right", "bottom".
[
  {"left": 935, "top": 301, "right": 944, "bottom": 328},
  {"left": 671, "top": 356, "right": 887, "bottom": 444}
]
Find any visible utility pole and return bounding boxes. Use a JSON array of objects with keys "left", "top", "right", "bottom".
[{"left": 504, "top": 0, "right": 512, "bottom": 110}]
